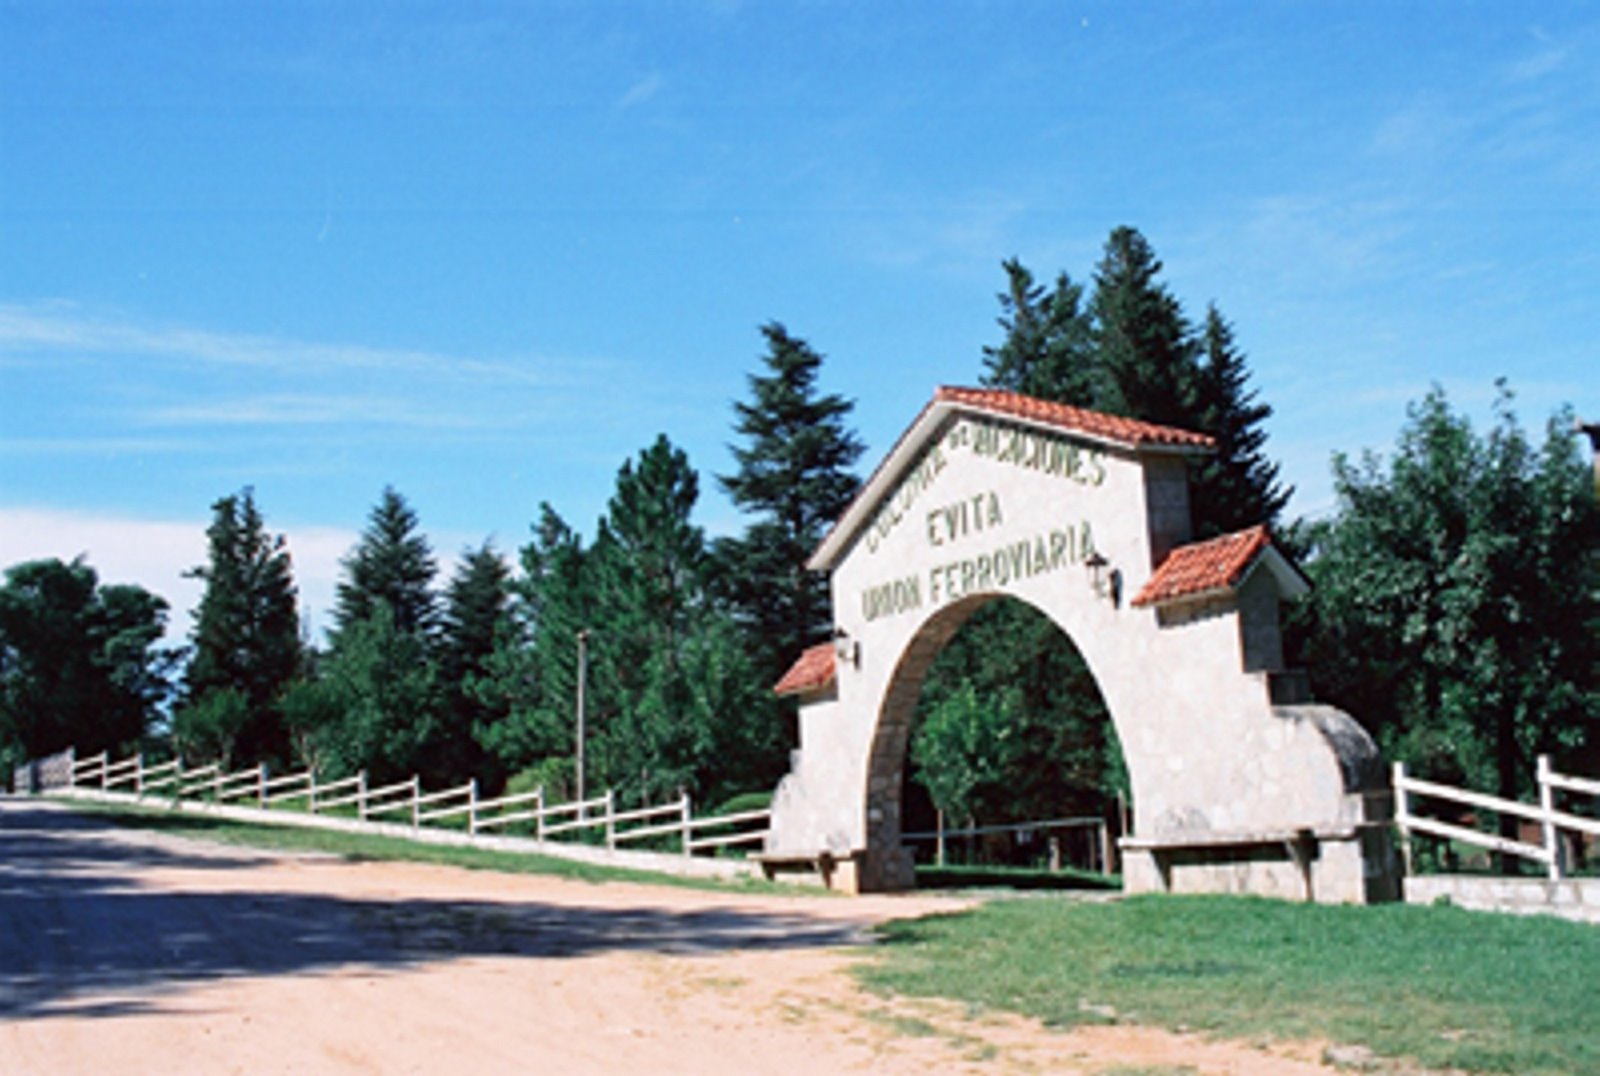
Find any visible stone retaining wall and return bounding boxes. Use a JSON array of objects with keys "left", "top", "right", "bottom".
[{"left": 1404, "top": 874, "right": 1600, "bottom": 924}]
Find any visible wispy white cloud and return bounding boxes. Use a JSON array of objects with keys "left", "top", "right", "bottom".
[
  {"left": 0, "top": 301, "right": 608, "bottom": 388},
  {"left": 617, "top": 72, "right": 664, "bottom": 111},
  {"left": 142, "top": 393, "right": 482, "bottom": 429}
]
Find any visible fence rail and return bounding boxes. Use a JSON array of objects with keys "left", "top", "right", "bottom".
[
  {"left": 1394, "top": 755, "right": 1599, "bottom": 879},
  {"left": 36, "top": 746, "right": 770, "bottom": 861}
]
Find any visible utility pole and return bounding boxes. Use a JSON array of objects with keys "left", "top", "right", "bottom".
[{"left": 575, "top": 629, "right": 589, "bottom": 812}]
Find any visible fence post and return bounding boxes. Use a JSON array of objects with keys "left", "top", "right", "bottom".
[
  {"left": 1537, "top": 754, "right": 1564, "bottom": 880},
  {"left": 680, "top": 793, "right": 692, "bottom": 856},
  {"left": 1393, "top": 761, "right": 1413, "bottom": 877},
  {"left": 258, "top": 763, "right": 268, "bottom": 808},
  {"left": 411, "top": 775, "right": 421, "bottom": 828},
  {"left": 605, "top": 790, "right": 616, "bottom": 850},
  {"left": 309, "top": 769, "right": 318, "bottom": 813},
  {"left": 468, "top": 779, "right": 478, "bottom": 837},
  {"left": 135, "top": 753, "right": 144, "bottom": 795},
  {"left": 356, "top": 770, "right": 367, "bottom": 821},
  {"left": 213, "top": 766, "right": 223, "bottom": 802},
  {"left": 535, "top": 787, "right": 545, "bottom": 841},
  {"left": 100, "top": 750, "right": 110, "bottom": 789}
]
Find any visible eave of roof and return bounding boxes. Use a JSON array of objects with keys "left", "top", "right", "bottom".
[{"left": 810, "top": 387, "right": 1215, "bottom": 572}]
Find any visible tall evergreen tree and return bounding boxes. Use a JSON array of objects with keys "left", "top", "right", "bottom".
[
  {"left": 321, "top": 486, "right": 442, "bottom": 779},
  {"left": 1090, "top": 225, "right": 1200, "bottom": 429},
  {"left": 715, "top": 322, "right": 864, "bottom": 683},
  {"left": 184, "top": 488, "right": 301, "bottom": 764},
  {"left": 980, "top": 258, "right": 1099, "bottom": 406},
  {"left": 0, "top": 557, "right": 170, "bottom": 767},
  {"left": 1190, "top": 305, "right": 1292, "bottom": 536},
  {"left": 436, "top": 541, "right": 511, "bottom": 783},
  {"left": 333, "top": 486, "right": 439, "bottom": 640},
  {"left": 578, "top": 436, "right": 774, "bottom": 804},
  {"left": 475, "top": 504, "right": 593, "bottom": 787}
]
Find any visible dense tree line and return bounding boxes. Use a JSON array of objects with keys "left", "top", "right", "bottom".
[{"left": 5, "top": 225, "right": 1594, "bottom": 856}]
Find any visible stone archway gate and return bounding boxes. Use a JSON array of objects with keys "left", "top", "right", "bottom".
[{"left": 764, "top": 387, "right": 1397, "bottom": 903}]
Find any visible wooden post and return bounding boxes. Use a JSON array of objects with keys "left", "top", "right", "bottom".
[
  {"left": 135, "top": 753, "right": 144, "bottom": 795},
  {"left": 1538, "top": 754, "right": 1563, "bottom": 880},
  {"left": 468, "top": 779, "right": 478, "bottom": 836},
  {"left": 309, "top": 769, "right": 318, "bottom": 813},
  {"left": 100, "top": 751, "right": 110, "bottom": 789},
  {"left": 259, "top": 763, "right": 268, "bottom": 808},
  {"left": 680, "top": 793, "right": 692, "bottom": 856},
  {"left": 1393, "top": 761, "right": 1413, "bottom": 878},
  {"left": 935, "top": 807, "right": 946, "bottom": 867},
  {"left": 411, "top": 775, "right": 421, "bottom": 828},
  {"left": 535, "top": 786, "right": 545, "bottom": 841},
  {"left": 605, "top": 790, "right": 616, "bottom": 850}
]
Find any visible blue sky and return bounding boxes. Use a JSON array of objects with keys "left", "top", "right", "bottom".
[{"left": 2, "top": 1, "right": 1596, "bottom": 643}]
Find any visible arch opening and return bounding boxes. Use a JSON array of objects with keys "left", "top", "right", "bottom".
[{"left": 864, "top": 592, "right": 1128, "bottom": 890}]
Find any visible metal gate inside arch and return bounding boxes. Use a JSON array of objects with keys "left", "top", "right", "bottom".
[{"left": 762, "top": 387, "right": 1399, "bottom": 903}]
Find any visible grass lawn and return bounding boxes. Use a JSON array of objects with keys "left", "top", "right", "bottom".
[
  {"left": 859, "top": 893, "right": 1598, "bottom": 1074},
  {"left": 61, "top": 798, "right": 799, "bottom": 896}
]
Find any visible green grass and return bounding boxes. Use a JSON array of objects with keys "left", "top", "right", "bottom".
[
  {"left": 858, "top": 893, "right": 1599, "bottom": 1075},
  {"left": 61, "top": 798, "right": 802, "bottom": 895}
]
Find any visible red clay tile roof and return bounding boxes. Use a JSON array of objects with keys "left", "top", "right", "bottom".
[
  {"left": 934, "top": 387, "right": 1216, "bottom": 451},
  {"left": 773, "top": 642, "right": 836, "bottom": 697},
  {"left": 1132, "top": 525, "right": 1275, "bottom": 607}
]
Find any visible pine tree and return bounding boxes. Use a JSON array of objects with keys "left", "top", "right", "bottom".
[
  {"left": 980, "top": 259, "right": 1099, "bottom": 406},
  {"left": 576, "top": 436, "right": 776, "bottom": 804},
  {"left": 1190, "top": 305, "right": 1292, "bottom": 536},
  {"left": 322, "top": 486, "right": 442, "bottom": 779},
  {"left": 333, "top": 486, "right": 438, "bottom": 640},
  {"left": 1090, "top": 225, "right": 1200, "bottom": 428},
  {"left": 184, "top": 488, "right": 302, "bottom": 764},
  {"left": 436, "top": 541, "right": 511, "bottom": 783},
  {"left": 474, "top": 505, "right": 591, "bottom": 789},
  {"left": 715, "top": 322, "right": 864, "bottom": 682}
]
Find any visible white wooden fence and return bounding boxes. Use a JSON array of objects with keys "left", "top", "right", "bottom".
[
  {"left": 61, "top": 749, "right": 770, "bottom": 857},
  {"left": 1393, "top": 755, "right": 1600, "bottom": 879}
]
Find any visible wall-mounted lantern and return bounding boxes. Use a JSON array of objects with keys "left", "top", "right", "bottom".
[
  {"left": 833, "top": 626, "right": 861, "bottom": 668},
  {"left": 1085, "top": 551, "right": 1110, "bottom": 597}
]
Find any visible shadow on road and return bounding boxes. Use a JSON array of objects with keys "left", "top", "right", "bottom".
[{"left": 0, "top": 801, "right": 871, "bottom": 1021}]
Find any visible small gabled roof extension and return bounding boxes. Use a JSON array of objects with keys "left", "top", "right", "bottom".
[
  {"left": 1131, "top": 525, "right": 1310, "bottom": 608},
  {"left": 773, "top": 642, "right": 837, "bottom": 697}
]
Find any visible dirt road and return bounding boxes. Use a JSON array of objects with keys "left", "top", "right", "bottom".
[{"left": 1, "top": 798, "right": 1342, "bottom": 1074}]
